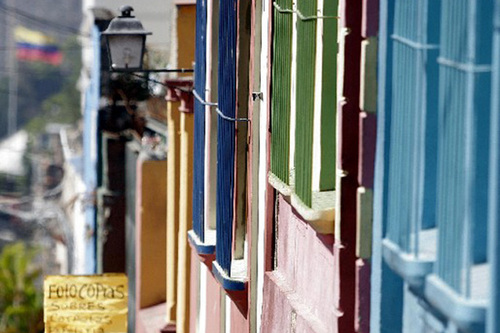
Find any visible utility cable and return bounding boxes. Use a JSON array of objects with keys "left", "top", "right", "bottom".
[
  {"left": 192, "top": 88, "right": 249, "bottom": 122},
  {"left": 0, "top": 3, "right": 88, "bottom": 36},
  {"left": 272, "top": 2, "right": 339, "bottom": 21}
]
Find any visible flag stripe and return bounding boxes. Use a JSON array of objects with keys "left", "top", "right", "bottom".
[
  {"left": 16, "top": 42, "right": 60, "bottom": 54},
  {"left": 14, "top": 26, "right": 56, "bottom": 46},
  {"left": 14, "top": 26, "right": 62, "bottom": 65},
  {"left": 16, "top": 49, "right": 62, "bottom": 65}
]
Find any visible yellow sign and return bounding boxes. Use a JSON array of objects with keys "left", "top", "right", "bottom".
[{"left": 44, "top": 274, "right": 128, "bottom": 333}]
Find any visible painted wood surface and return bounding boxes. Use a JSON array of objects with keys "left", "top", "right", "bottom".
[
  {"left": 370, "top": 0, "right": 404, "bottom": 330},
  {"left": 176, "top": 5, "right": 197, "bottom": 74},
  {"left": 358, "top": 112, "right": 377, "bottom": 188},
  {"left": 205, "top": 0, "right": 220, "bottom": 232},
  {"left": 359, "top": 38, "right": 378, "bottom": 114},
  {"left": 136, "top": 158, "right": 167, "bottom": 316},
  {"left": 193, "top": 0, "right": 208, "bottom": 242},
  {"left": 216, "top": 0, "right": 237, "bottom": 273},
  {"left": 166, "top": 97, "right": 181, "bottom": 325},
  {"left": 488, "top": 3, "right": 500, "bottom": 332},
  {"left": 357, "top": 187, "right": 373, "bottom": 259},
  {"left": 434, "top": 0, "right": 492, "bottom": 296},
  {"left": 294, "top": 0, "right": 317, "bottom": 207},
  {"left": 247, "top": 0, "right": 265, "bottom": 330},
  {"left": 319, "top": 0, "right": 337, "bottom": 191},
  {"left": 337, "top": 0, "right": 362, "bottom": 331},
  {"left": 355, "top": 259, "right": 371, "bottom": 333},
  {"left": 177, "top": 110, "right": 195, "bottom": 333},
  {"left": 233, "top": 0, "right": 251, "bottom": 261},
  {"left": 270, "top": 0, "right": 293, "bottom": 185},
  {"left": 362, "top": 0, "right": 379, "bottom": 38}
]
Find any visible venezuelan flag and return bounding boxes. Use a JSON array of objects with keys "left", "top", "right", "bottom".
[{"left": 14, "top": 26, "right": 63, "bottom": 65}]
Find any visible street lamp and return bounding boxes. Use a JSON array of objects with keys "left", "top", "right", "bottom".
[{"left": 102, "top": 5, "right": 193, "bottom": 74}]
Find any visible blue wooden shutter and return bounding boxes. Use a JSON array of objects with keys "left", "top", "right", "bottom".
[
  {"left": 423, "top": 1, "right": 493, "bottom": 331},
  {"left": 488, "top": 2, "right": 500, "bottom": 332},
  {"left": 434, "top": 0, "right": 493, "bottom": 292},
  {"left": 193, "top": 0, "right": 208, "bottom": 242},
  {"left": 384, "top": 0, "right": 440, "bottom": 267},
  {"left": 215, "top": 0, "right": 237, "bottom": 274},
  {"left": 371, "top": 0, "right": 405, "bottom": 331}
]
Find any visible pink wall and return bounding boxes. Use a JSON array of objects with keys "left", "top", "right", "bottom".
[
  {"left": 231, "top": 301, "right": 248, "bottom": 333},
  {"left": 261, "top": 195, "right": 336, "bottom": 333},
  {"left": 206, "top": 267, "right": 222, "bottom": 332},
  {"left": 189, "top": 249, "right": 199, "bottom": 333}
]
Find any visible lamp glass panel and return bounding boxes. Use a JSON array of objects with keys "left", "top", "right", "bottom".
[{"left": 108, "top": 35, "right": 144, "bottom": 70}]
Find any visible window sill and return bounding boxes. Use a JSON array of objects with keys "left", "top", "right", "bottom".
[
  {"left": 212, "top": 260, "right": 248, "bottom": 314},
  {"left": 187, "top": 229, "right": 216, "bottom": 255},
  {"left": 188, "top": 230, "right": 216, "bottom": 271},
  {"left": 268, "top": 171, "right": 335, "bottom": 234},
  {"left": 212, "top": 260, "right": 247, "bottom": 291},
  {"left": 188, "top": 230, "right": 248, "bottom": 313},
  {"left": 268, "top": 171, "right": 293, "bottom": 196},
  {"left": 425, "top": 274, "right": 486, "bottom": 333},
  {"left": 382, "top": 238, "right": 434, "bottom": 287},
  {"left": 290, "top": 192, "right": 335, "bottom": 234}
]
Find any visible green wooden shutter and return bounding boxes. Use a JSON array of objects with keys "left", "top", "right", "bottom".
[
  {"left": 270, "top": 0, "right": 293, "bottom": 185},
  {"left": 295, "top": 0, "right": 318, "bottom": 207},
  {"left": 320, "top": 0, "right": 337, "bottom": 191}
]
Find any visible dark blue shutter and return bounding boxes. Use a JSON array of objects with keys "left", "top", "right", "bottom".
[
  {"left": 193, "top": 0, "right": 208, "bottom": 241},
  {"left": 215, "top": 0, "right": 237, "bottom": 273}
]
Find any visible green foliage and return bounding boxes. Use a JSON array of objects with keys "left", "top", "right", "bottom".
[
  {"left": 0, "top": 174, "right": 30, "bottom": 197},
  {"left": 0, "top": 242, "right": 43, "bottom": 333}
]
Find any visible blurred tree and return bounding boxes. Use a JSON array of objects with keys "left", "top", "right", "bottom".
[
  {"left": 0, "top": 242, "right": 43, "bottom": 333},
  {"left": 23, "top": 36, "right": 82, "bottom": 136}
]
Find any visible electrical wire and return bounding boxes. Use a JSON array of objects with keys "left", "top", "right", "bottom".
[
  {"left": 272, "top": 2, "right": 339, "bottom": 21},
  {"left": 0, "top": 3, "right": 88, "bottom": 37},
  {"left": 192, "top": 89, "right": 249, "bottom": 122},
  {"left": 192, "top": 88, "right": 218, "bottom": 106},
  {"left": 127, "top": 73, "right": 250, "bottom": 122}
]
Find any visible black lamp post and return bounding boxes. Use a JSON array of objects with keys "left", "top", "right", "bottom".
[{"left": 102, "top": 5, "right": 193, "bottom": 74}]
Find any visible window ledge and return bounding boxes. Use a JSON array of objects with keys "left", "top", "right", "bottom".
[
  {"left": 212, "top": 260, "right": 248, "bottom": 314},
  {"left": 188, "top": 230, "right": 216, "bottom": 255},
  {"left": 291, "top": 192, "right": 335, "bottom": 234},
  {"left": 268, "top": 171, "right": 293, "bottom": 196},
  {"left": 425, "top": 274, "right": 486, "bottom": 333},
  {"left": 382, "top": 238, "right": 434, "bottom": 287},
  {"left": 268, "top": 172, "right": 335, "bottom": 234},
  {"left": 212, "top": 260, "right": 247, "bottom": 291}
]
